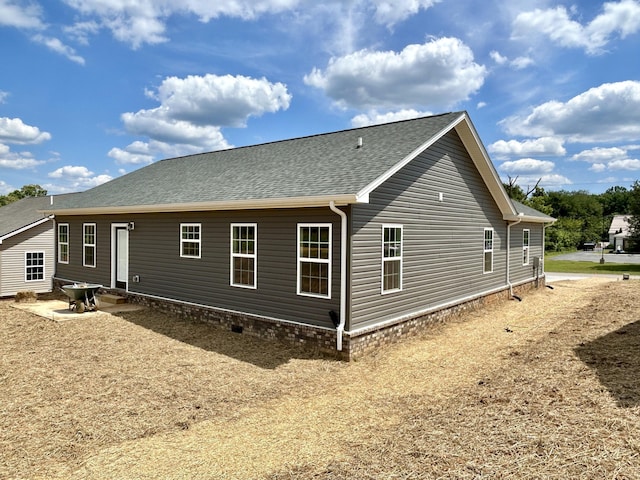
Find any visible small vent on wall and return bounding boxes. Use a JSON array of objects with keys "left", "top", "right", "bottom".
[
  {"left": 357, "top": 137, "right": 363, "bottom": 148},
  {"left": 231, "top": 325, "right": 244, "bottom": 334}
]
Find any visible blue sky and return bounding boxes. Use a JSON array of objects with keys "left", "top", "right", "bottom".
[{"left": 1, "top": 0, "right": 639, "bottom": 196}]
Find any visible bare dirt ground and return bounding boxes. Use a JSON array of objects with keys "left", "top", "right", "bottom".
[{"left": 1, "top": 278, "right": 639, "bottom": 479}]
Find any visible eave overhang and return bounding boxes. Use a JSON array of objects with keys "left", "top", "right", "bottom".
[{"left": 42, "top": 194, "right": 364, "bottom": 216}]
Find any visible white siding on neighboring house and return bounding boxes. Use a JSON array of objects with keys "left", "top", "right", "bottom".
[{"left": 0, "top": 221, "right": 54, "bottom": 296}]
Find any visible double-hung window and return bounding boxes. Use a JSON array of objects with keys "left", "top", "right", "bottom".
[
  {"left": 483, "top": 228, "right": 493, "bottom": 274},
  {"left": 297, "top": 224, "right": 331, "bottom": 298},
  {"left": 523, "top": 229, "right": 530, "bottom": 265},
  {"left": 180, "top": 223, "right": 201, "bottom": 258},
  {"left": 231, "top": 223, "right": 257, "bottom": 288},
  {"left": 83, "top": 223, "right": 96, "bottom": 267},
  {"left": 25, "top": 251, "right": 45, "bottom": 281},
  {"left": 382, "top": 225, "right": 403, "bottom": 293},
  {"left": 58, "top": 223, "right": 69, "bottom": 263}
]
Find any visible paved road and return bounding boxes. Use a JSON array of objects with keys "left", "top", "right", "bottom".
[
  {"left": 546, "top": 250, "right": 638, "bottom": 282},
  {"left": 550, "top": 250, "right": 640, "bottom": 264}
]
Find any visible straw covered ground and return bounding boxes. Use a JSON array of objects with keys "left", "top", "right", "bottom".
[{"left": 1, "top": 277, "right": 639, "bottom": 479}]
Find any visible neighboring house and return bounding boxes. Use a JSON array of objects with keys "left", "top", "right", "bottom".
[
  {"left": 0, "top": 196, "right": 55, "bottom": 297},
  {"left": 45, "top": 112, "right": 555, "bottom": 358},
  {"left": 608, "top": 215, "right": 632, "bottom": 251}
]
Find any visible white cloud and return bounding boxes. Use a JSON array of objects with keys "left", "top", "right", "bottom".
[
  {"left": 512, "top": 0, "right": 640, "bottom": 55},
  {"left": 571, "top": 146, "right": 629, "bottom": 163},
  {"left": 0, "top": 90, "right": 8, "bottom": 103},
  {"left": 350, "top": 109, "right": 433, "bottom": 127},
  {"left": 510, "top": 56, "right": 534, "bottom": 69},
  {"left": 31, "top": 34, "right": 85, "bottom": 65},
  {"left": 304, "top": 37, "right": 486, "bottom": 110},
  {"left": 501, "top": 81, "right": 640, "bottom": 142},
  {"left": 608, "top": 159, "right": 640, "bottom": 170},
  {"left": 63, "top": 20, "right": 100, "bottom": 45},
  {"left": 108, "top": 140, "right": 206, "bottom": 165},
  {"left": 118, "top": 74, "right": 289, "bottom": 154},
  {"left": 0, "top": 0, "right": 45, "bottom": 29},
  {"left": 0, "top": 117, "right": 51, "bottom": 144},
  {"left": 504, "top": 173, "right": 572, "bottom": 190},
  {"left": 590, "top": 163, "right": 607, "bottom": 172},
  {"left": 61, "top": 0, "right": 302, "bottom": 48},
  {"left": 489, "top": 137, "right": 566, "bottom": 158},
  {"left": 499, "top": 158, "right": 555, "bottom": 175},
  {"left": 148, "top": 74, "right": 291, "bottom": 127},
  {"left": 370, "top": 0, "right": 440, "bottom": 27},
  {"left": 0, "top": 179, "right": 12, "bottom": 194},
  {"left": 48, "top": 165, "right": 112, "bottom": 189},
  {"left": 490, "top": 50, "right": 507, "bottom": 64},
  {"left": 0, "top": 144, "right": 45, "bottom": 169}
]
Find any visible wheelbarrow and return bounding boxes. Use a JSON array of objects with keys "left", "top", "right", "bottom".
[{"left": 61, "top": 284, "right": 102, "bottom": 313}]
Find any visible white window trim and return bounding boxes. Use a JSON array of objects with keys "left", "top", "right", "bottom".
[
  {"left": 297, "top": 223, "right": 332, "bottom": 299},
  {"left": 381, "top": 224, "right": 403, "bottom": 295},
  {"left": 58, "top": 223, "right": 69, "bottom": 264},
  {"left": 523, "top": 229, "right": 530, "bottom": 266},
  {"left": 83, "top": 223, "right": 96, "bottom": 268},
  {"left": 180, "top": 223, "right": 201, "bottom": 259},
  {"left": 25, "top": 251, "right": 45, "bottom": 282},
  {"left": 230, "top": 223, "right": 257, "bottom": 289},
  {"left": 483, "top": 227, "right": 494, "bottom": 274}
]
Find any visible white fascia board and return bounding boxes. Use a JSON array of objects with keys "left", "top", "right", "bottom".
[
  {"left": 355, "top": 115, "right": 461, "bottom": 201},
  {"left": 453, "top": 115, "right": 518, "bottom": 219},
  {"left": 43, "top": 194, "right": 362, "bottom": 216},
  {"left": 0, "top": 216, "right": 52, "bottom": 244},
  {"left": 503, "top": 213, "right": 556, "bottom": 224}
]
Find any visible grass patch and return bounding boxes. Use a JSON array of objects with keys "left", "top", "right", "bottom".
[{"left": 544, "top": 258, "right": 640, "bottom": 274}]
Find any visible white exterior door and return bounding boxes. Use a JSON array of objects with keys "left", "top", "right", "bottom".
[{"left": 116, "top": 227, "right": 128, "bottom": 288}]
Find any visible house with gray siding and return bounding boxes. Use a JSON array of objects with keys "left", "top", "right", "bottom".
[
  {"left": 45, "top": 112, "right": 554, "bottom": 358},
  {"left": 0, "top": 196, "right": 56, "bottom": 297}
]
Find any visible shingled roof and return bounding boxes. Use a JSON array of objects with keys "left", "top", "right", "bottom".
[
  {"left": 45, "top": 111, "right": 551, "bottom": 223},
  {"left": 0, "top": 196, "right": 53, "bottom": 243}
]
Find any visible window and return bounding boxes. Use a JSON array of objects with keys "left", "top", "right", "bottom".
[
  {"left": 25, "top": 251, "right": 45, "bottom": 281},
  {"left": 382, "top": 225, "right": 403, "bottom": 293},
  {"left": 231, "top": 223, "right": 257, "bottom": 288},
  {"left": 483, "top": 228, "right": 493, "bottom": 274},
  {"left": 180, "top": 223, "right": 201, "bottom": 258},
  {"left": 58, "top": 223, "right": 69, "bottom": 264},
  {"left": 83, "top": 223, "right": 96, "bottom": 267},
  {"left": 297, "top": 224, "right": 331, "bottom": 298},
  {"left": 523, "top": 229, "right": 530, "bottom": 265}
]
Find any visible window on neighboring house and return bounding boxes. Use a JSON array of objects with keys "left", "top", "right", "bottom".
[
  {"left": 180, "top": 223, "right": 201, "bottom": 258},
  {"left": 25, "top": 251, "right": 45, "bottom": 281},
  {"left": 83, "top": 223, "right": 96, "bottom": 267},
  {"left": 483, "top": 228, "right": 493, "bottom": 273},
  {"left": 297, "top": 224, "right": 331, "bottom": 298},
  {"left": 58, "top": 223, "right": 69, "bottom": 264},
  {"left": 231, "top": 223, "right": 257, "bottom": 288},
  {"left": 382, "top": 225, "right": 403, "bottom": 293},
  {"left": 523, "top": 229, "right": 530, "bottom": 265}
]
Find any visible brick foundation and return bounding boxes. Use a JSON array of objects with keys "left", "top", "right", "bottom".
[{"left": 54, "top": 277, "right": 544, "bottom": 361}]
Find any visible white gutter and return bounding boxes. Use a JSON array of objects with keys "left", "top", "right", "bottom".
[
  {"left": 506, "top": 214, "right": 523, "bottom": 297},
  {"left": 329, "top": 201, "right": 347, "bottom": 351}
]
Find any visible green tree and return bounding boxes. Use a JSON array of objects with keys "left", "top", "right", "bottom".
[
  {"left": 0, "top": 184, "right": 48, "bottom": 206},
  {"left": 627, "top": 181, "right": 640, "bottom": 251}
]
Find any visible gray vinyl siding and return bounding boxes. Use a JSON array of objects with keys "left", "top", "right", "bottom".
[
  {"left": 350, "top": 129, "right": 508, "bottom": 331},
  {"left": 55, "top": 208, "right": 341, "bottom": 328},
  {"left": 0, "top": 221, "right": 54, "bottom": 296},
  {"left": 509, "top": 222, "right": 545, "bottom": 283}
]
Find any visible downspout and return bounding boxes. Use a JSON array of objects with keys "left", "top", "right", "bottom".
[
  {"left": 506, "top": 214, "right": 523, "bottom": 298},
  {"left": 329, "top": 201, "right": 347, "bottom": 351}
]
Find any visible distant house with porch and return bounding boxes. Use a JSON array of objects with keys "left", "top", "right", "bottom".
[
  {"left": 608, "top": 215, "right": 632, "bottom": 252},
  {"left": 44, "top": 112, "right": 555, "bottom": 359}
]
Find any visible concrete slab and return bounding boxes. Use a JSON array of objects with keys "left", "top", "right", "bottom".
[{"left": 12, "top": 299, "right": 144, "bottom": 322}]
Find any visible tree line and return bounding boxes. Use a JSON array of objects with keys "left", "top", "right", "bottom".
[{"left": 505, "top": 181, "right": 640, "bottom": 252}]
